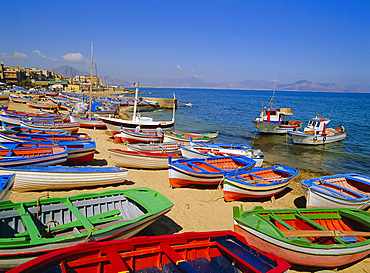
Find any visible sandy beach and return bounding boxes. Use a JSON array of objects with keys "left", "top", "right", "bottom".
[{"left": 6, "top": 101, "right": 370, "bottom": 272}]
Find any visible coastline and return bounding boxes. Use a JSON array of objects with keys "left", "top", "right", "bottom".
[{"left": 6, "top": 102, "right": 370, "bottom": 272}]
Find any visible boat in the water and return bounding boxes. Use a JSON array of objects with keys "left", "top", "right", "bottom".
[
  {"left": 168, "top": 156, "right": 256, "bottom": 188},
  {"left": 0, "top": 165, "right": 128, "bottom": 192},
  {"left": 69, "top": 114, "right": 106, "bottom": 129},
  {"left": 9, "top": 230, "right": 291, "bottom": 273},
  {"left": 180, "top": 142, "right": 264, "bottom": 167},
  {"left": 118, "top": 129, "right": 162, "bottom": 143},
  {"left": 233, "top": 206, "right": 370, "bottom": 267},
  {"left": 252, "top": 84, "right": 302, "bottom": 134},
  {"left": 223, "top": 165, "right": 299, "bottom": 201},
  {"left": 0, "top": 187, "right": 174, "bottom": 270},
  {"left": 288, "top": 114, "right": 347, "bottom": 145},
  {"left": 164, "top": 131, "right": 219, "bottom": 143},
  {"left": 126, "top": 142, "right": 181, "bottom": 154},
  {"left": 0, "top": 146, "right": 68, "bottom": 167},
  {"left": 301, "top": 173, "right": 370, "bottom": 209},
  {"left": 109, "top": 149, "right": 182, "bottom": 169},
  {"left": 0, "top": 174, "right": 15, "bottom": 200},
  {"left": 20, "top": 120, "right": 80, "bottom": 134}
]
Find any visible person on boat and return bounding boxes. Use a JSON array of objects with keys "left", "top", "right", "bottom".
[
  {"left": 135, "top": 124, "right": 141, "bottom": 133},
  {"left": 156, "top": 124, "right": 164, "bottom": 143}
]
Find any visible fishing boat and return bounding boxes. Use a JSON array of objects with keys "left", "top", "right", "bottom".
[
  {"left": 26, "top": 99, "right": 58, "bottom": 110},
  {"left": 99, "top": 84, "right": 175, "bottom": 136},
  {"left": 252, "top": 82, "right": 302, "bottom": 134},
  {"left": 69, "top": 114, "right": 106, "bottom": 129},
  {"left": 164, "top": 131, "right": 219, "bottom": 143},
  {"left": 168, "top": 156, "right": 256, "bottom": 188},
  {"left": 20, "top": 120, "right": 80, "bottom": 134},
  {"left": 2, "top": 107, "right": 67, "bottom": 122},
  {"left": 0, "top": 131, "right": 91, "bottom": 143},
  {"left": 109, "top": 149, "right": 182, "bottom": 169},
  {"left": 1, "top": 122, "right": 71, "bottom": 136},
  {"left": 233, "top": 206, "right": 370, "bottom": 267},
  {"left": 126, "top": 142, "right": 181, "bottom": 154},
  {"left": 9, "top": 230, "right": 291, "bottom": 273},
  {"left": 288, "top": 114, "right": 347, "bottom": 145},
  {"left": 0, "top": 174, "right": 15, "bottom": 200},
  {"left": 118, "top": 129, "right": 162, "bottom": 144},
  {"left": 223, "top": 165, "right": 299, "bottom": 201},
  {"left": 180, "top": 142, "right": 264, "bottom": 167},
  {"left": 0, "top": 187, "right": 173, "bottom": 269},
  {"left": 0, "top": 166, "right": 128, "bottom": 192},
  {"left": 301, "top": 173, "right": 370, "bottom": 209},
  {"left": 0, "top": 113, "right": 56, "bottom": 126},
  {"left": 0, "top": 146, "right": 68, "bottom": 167},
  {"left": 0, "top": 141, "right": 96, "bottom": 164}
]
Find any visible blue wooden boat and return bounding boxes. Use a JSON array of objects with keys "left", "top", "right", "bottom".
[
  {"left": 0, "top": 141, "right": 96, "bottom": 164},
  {"left": 168, "top": 155, "right": 256, "bottom": 188},
  {"left": 301, "top": 173, "right": 370, "bottom": 209},
  {"left": 0, "top": 174, "right": 15, "bottom": 200},
  {"left": 223, "top": 165, "right": 299, "bottom": 201},
  {"left": 0, "top": 131, "right": 91, "bottom": 143},
  {"left": 0, "top": 166, "right": 128, "bottom": 192},
  {"left": 0, "top": 146, "right": 68, "bottom": 167}
]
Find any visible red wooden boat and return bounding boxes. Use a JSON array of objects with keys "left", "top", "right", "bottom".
[{"left": 8, "top": 231, "right": 290, "bottom": 273}]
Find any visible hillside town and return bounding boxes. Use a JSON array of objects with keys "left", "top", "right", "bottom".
[{"left": 0, "top": 61, "right": 127, "bottom": 93}]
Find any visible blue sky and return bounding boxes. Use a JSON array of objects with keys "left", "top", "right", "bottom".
[{"left": 1, "top": 0, "right": 369, "bottom": 88}]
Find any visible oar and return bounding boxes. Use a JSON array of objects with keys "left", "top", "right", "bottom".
[{"left": 281, "top": 229, "right": 370, "bottom": 238}]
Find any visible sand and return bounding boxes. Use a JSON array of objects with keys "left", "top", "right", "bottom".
[{"left": 6, "top": 101, "right": 370, "bottom": 272}]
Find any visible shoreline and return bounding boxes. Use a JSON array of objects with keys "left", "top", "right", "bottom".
[{"left": 6, "top": 102, "right": 370, "bottom": 272}]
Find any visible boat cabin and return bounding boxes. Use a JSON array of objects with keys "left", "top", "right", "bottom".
[
  {"left": 258, "top": 107, "right": 293, "bottom": 124},
  {"left": 303, "top": 118, "right": 330, "bottom": 135}
]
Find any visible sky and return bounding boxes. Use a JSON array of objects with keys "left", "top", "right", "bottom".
[{"left": 1, "top": 0, "right": 369, "bottom": 88}]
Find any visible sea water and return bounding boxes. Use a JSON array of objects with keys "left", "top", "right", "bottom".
[{"left": 124, "top": 88, "right": 370, "bottom": 175}]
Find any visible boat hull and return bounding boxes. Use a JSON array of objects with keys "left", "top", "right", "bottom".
[
  {"left": 69, "top": 115, "right": 106, "bottom": 129},
  {"left": 99, "top": 117, "right": 174, "bottom": 136},
  {"left": 0, "top": 174, "right": 15, "bottom": 200},
  {"left": 109, "top": 149, "right": 181, "bottom": 169},
  {"left": 0, "top": 166, "right": 128, "bottom": 192},
  {"left": 119, "top": 130, "right": 161, "bottom": 144},
  {"left": 288, "top": 131, "right": 346, "bottom": 145},
  {"left": 252, "top": 120, "right": 302, "bottom": 134}
]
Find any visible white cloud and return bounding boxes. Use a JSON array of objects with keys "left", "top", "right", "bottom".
[
  {"left": 0, "top": 53, "right": 12, "bottom": 58},
  {"left": 63, "top": 52, "right": 84, "bottom": 63},
  {"left": 13, "top": 52, "right": 28, "bottom": 58},
  {"left": 177, "top": 65, "right": 183, "bottom": 71},
  {"left": 32, "top": 50, "right": 47, "bottom": 58}
]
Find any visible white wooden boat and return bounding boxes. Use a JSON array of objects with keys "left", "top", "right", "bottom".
[
  {"left": 99, "top": 85, "right": 175, "bottom": 136},
  {"left": 223, "top": 165, "right": 299, "bottom": 201},
  {"left": 301, "top": 173, "right": 370, "bottom": 209},
  {"left": 0, "top": 174, "right": 15, "bottom": 200},
  {"left": 180, "top": 142, "right": 264, "bottom": 167},
  {"left": 164, "top": 131, "right": 219, "bottom": 143},
  {"left": 126, "top": 142, "right": 181, "bottom": 154},
  {"left": 20, "top": 120, "right": 80, "bottom": 134},
  {"left": 0, "top": 166, "right": 128, "bottom": 192},
  {"left": 118, "top": 129, "right": 161, "bottom": 144},
  {"left": 69, "top": 114, "right": 106, "bottom": 129},
  {"left": 288, "top": 115, "right": 346, "bottom": 145},
  {"left": 108, "top": 149, "right": 182, "bottom": 169}
]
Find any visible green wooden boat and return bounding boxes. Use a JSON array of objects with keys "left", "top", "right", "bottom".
[
  {"left": 0, "top": 187, "right": 173, "bottom": 270},
  {"left": 164, "top": 130, "right": 219, "bottom": 143},
  {"left": 233, "top": 206, "right": 370, "bottom": 268}
]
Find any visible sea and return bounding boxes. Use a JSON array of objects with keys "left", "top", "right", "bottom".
[{"left": 119, "top": 88, "right": 370, "bottom": 175}]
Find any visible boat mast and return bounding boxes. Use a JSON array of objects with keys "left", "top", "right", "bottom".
[
  {"left": 132, "top": 82, "right": 139, "bottom": 122},
  {"left": 89, "top": 41, "right": 93, "bottom": 120},
  {"left": 268, "top": 74, "right": 277, "bottom": 107}
]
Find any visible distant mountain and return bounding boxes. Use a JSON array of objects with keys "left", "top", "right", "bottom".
[
  {"left": 51, "top": 66, "right": 369, "bottom": 92},
  {"left": 51, "top": 66, "right": 89, "bottom": 78}
]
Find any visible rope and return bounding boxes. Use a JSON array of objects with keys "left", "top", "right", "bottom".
[
  {"left": 209, "top": 176, "right": 226, "bottom": 202},
  {"left": 83, "top": 227, "right": 99, "bottom": 243},
  {"left": 45, "top": 220, "right": 60, "bottom": 233}
]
